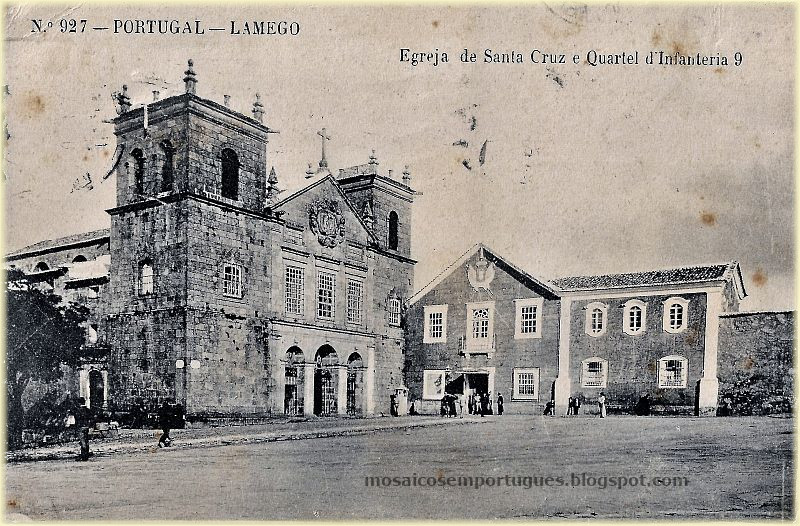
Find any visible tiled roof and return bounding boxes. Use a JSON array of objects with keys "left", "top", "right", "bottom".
[
  {"left": 6, "top": 228, "right": 110, "bottom": 258},
  {"left": 552, "top": 263, "right": 735, "bottom": 291}
]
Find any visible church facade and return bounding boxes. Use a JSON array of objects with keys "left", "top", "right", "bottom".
[{"left": 7, "top": 61, "right": 415, "bottom": 418}]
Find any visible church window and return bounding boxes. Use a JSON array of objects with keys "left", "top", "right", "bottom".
[
  {"left": 388, "top": 296, "right": 401, "bottom": 327},
  {"left": 513, "top": 368, "right": 540, "bottom": 400},
  {"left": 662, "top": 297, "right": 689, "bottom": 333},
  {"left": 515, "top": 297, "right": 544, "bottom": 339},
  {"left": 623, "top": 299, "right": 647, "bottom": 335},
  {"left": 72, "top": 255, "right": 87, "bottom": 263},
  {"left": 585, "top": 302, "right": 608, "bottom": 337},
  {"left": 285, "top": 266, "right": 305, "bottom": 316},
  {"left": 317, "top": 271, "right": 335, "bottom": 320},
  {"left": 139, "top": 259, "right": 154, "bottom": 295},
  {"left": 423, "top": 304, "right": 448, "bottom": 343},
  {"left": 581, "top": 358, "right": 608, "bottom": 388},
  {"left": 347, "top": 279, "right": 363, "bottom": 324},
  {"left": 160, "top": 140, "right": 175, "bottom": 192},
  {"left": 658, "top": 355, "right": 688, "bottom": 388},
  {"left": 222, "top": 262, "right": 243, "bottom": 298},
  {"left": 221, "top": 148, "right": 239, "bottom": 200},
  {"left": 466, "top": 301, "right": 494, "bottom": 351},
  {"left": 387, "top": 211, "right": 399, "bottom": 250},
  {"left": 131, "top": 148, "right": 145, "bottom": 195}
]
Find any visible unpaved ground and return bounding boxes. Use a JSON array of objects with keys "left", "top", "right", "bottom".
[{"left": 5, "top": 415, "right": 793, "bottom": 520}]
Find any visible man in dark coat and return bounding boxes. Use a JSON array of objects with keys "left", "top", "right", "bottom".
[
  {"left": 497, "top": 393, "right": 504, "bottom": 415},
  {"left": 158, "top": 401, "right": 173, "bottom": 448},
  {"left": 75, "top": 397, "right": 94, "bottom": 461}
]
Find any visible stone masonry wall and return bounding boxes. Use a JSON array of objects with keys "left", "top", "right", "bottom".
[{"left": 718, "top": 311, "right": 794, "bottom": 415}]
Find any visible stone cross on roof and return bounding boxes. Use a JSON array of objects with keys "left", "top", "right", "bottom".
[{"left": 316, "top": 128, "right": 331, "bottom": 174}]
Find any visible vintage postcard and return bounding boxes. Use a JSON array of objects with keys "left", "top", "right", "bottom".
[{"left": 3, "top": 2, "right": 794, "bottom": 521}]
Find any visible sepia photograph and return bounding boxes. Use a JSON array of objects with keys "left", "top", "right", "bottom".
[{"left": 3, "top": 3, "right": 794, "bottom": 521}]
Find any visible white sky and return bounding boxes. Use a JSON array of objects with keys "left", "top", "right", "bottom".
[{"left": 3, "top": 4, "right": 794, "bottom": 311}]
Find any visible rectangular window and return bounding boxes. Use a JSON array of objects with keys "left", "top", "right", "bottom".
[
  {"left": 222, "top": 263, "right": 243, "bottom": 297},
  {"left": 513, "top": 368, "right": 540, "bottom": 400},
  {"left": 285, "top": 266, "right": 305, "bottom": 316},
  {"left": 465, "top": 301, "right": 494, "bottom": 351},
  {"left": 520, "top": 306, "right": 537, "bottom": 334},
  {"left": 388, "top": 297, "right": 401, "bottom": 326},
  {"left": 659, "top": 357, "right": 688, "bottom": 388},
  {"left": 423, "top": 305, "right": 448, "bottom": 343},
  {"left": 423, "top": 370, "right": 446, "bottom": 399},
  {"left": 581, "top": 359, "right": 608, "bottom": 388},
  {"left": 317, "top": 272, "right": 335, "bottom": 319},
  {"left": 347, "top": 280, "right": 363, "bottom": 324},
  {"left": 430, "top": 312, "right": 443, "bottom": 338},
  {"left": 472, "top": 308, "right": 489, "bottom": 339},
  {"left": 669, "top": 305, "right": 683, "bottom": 330},
  {"left": 515, "top": 298, "right": 544, "bottom": 339}
]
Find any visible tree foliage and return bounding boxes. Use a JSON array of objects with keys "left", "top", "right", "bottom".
[{"left": 6, "top": 268, "right": 87, "bottom": 448}]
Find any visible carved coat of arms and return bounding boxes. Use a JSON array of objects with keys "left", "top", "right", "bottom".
[
  {"left": 309, "top": 199, "right": 346, "bottom": 247},
  {"left": 467, "top": 247, "right": 496, "bottom": 291}
]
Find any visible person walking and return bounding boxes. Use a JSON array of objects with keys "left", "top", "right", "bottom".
[
  {"left": 496, "top": 393, "right": 504, "bottom": 415},
  {"left": 598, "top": 392, "right": 607, "bottom": 418},
  {"left": 74, "top": 397, "right": 94, "bottom": 461},
  {"left": 158, "top": 401, "right": 173, "bottom": 447}
]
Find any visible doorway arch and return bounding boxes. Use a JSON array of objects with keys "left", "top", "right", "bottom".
[
  {"left": 347, "top": 352, "right": 364, "bottom": 416},
  {"left": 284, "top": 347, "right": 305, "bottom": 416},
  {"left": 314, "top": 345, "right": 339, "bottom": 416}
]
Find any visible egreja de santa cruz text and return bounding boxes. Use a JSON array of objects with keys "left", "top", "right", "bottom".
[{"left": 400, "top": 48, "right": 743, "bottom": 67}]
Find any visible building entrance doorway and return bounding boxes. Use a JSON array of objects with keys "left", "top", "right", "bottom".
[
  {"left": 313, "top": 346, "right": 339, "bottom": 416},
  {"left": 284, "top": 347, "right": 304, "bottom": 416},
  {"left": 88, "top": 370, "right": 105, "bottom": 410}
]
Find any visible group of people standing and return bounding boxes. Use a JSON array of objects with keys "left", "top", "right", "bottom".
[
  {"left": 439, "top": 392, "right": 505, "bottom": 417},
  {"left": 542, "top": 393, "right": 606, "bottom": 417}
]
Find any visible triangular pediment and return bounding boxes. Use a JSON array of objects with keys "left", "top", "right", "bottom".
[
  {"left": 407, "top": 243, "right": 560, "bottom": 306},
  {"left": 272, "top": 175, "right": 377, "bottom": 247}
]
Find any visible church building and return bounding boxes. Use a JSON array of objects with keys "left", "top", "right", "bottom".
[{"left": 7, "top": 60, "right": 416, "bottom": 418}]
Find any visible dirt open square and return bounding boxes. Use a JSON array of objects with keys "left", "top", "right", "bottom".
[{"left": 5, "top": 415, "right": 793, "bottom": 520}]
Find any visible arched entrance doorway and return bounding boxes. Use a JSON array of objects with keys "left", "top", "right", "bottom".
[
  {"left": 314, "top": 346, "right": 339, "bottom": 416},
  {"left": 347, "top": 353, "right": 364, "bottom": 416},
  {"left": 88, "top": 369, "right": 105, "bottom": 410},
  {"left": 284, "top": 347, "right": 305, "bottom": 416}
]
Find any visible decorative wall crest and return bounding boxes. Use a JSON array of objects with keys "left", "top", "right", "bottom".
[
  {"left": 467, "top": 247, "right": 496, "bottom": 291},
  {"left": 309, "top": 199, "right": 346, "bottom": 247}
]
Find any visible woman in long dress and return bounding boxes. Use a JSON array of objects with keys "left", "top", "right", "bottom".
[{"left": 598, "top": 392, "right": 607, "bottom": 418}]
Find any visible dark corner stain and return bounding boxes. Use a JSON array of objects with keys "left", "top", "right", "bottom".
[
  {"left": 700, "top": 211, "right": 716, "bottom": 226},
  {"left": 103, "top": 149, "right": 111, "bottom": 158},
  {"left": 714, "top": 67, "right": 725, "bottom": 74},
  {"left": 82, "top": 154, "right": 89, "bottom": 162},
  {"left": 7, "top": 499, "right": 18, "bottom": 508},
  {"left": 646, "top": 362, "right": 656, "bottom": 374},
  {"left": 752, "top": 268, "right": 767, "bottom": 287},
  {"left": 432, "top": 20, "right": 439, "bottom": 28}
]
